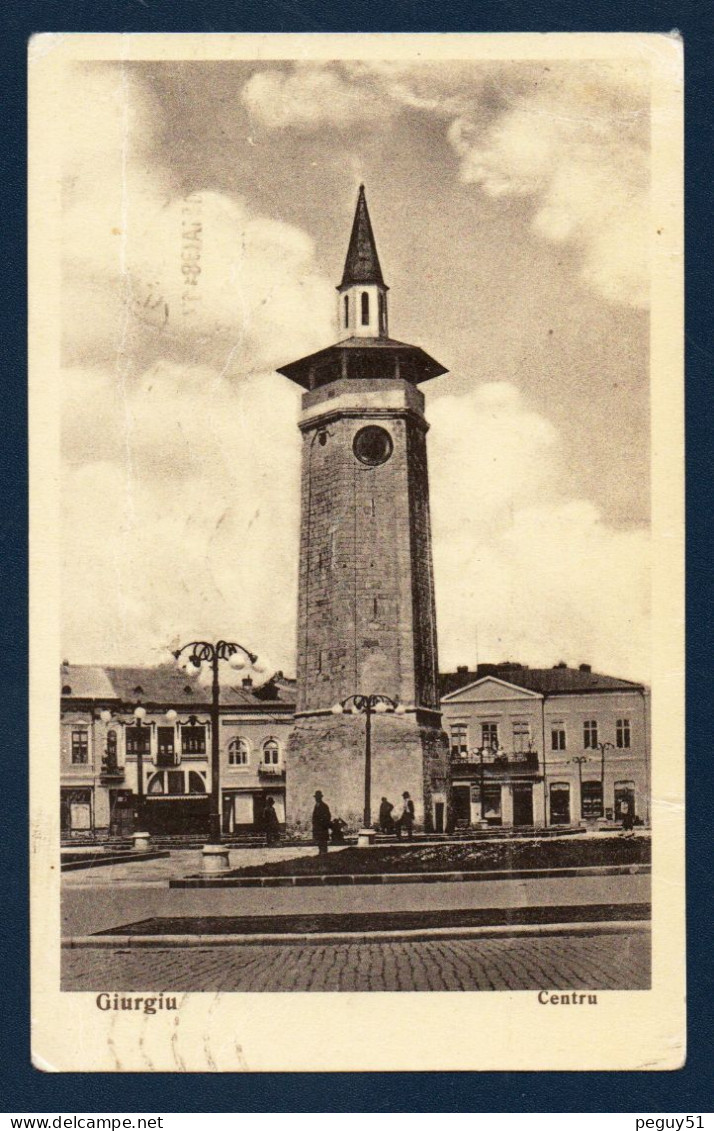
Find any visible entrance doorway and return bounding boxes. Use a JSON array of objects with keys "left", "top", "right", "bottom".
[
  {"left": 451, "top": 785, "right": 471, "bottom": 827},
  {"left": 434, "top": 801, "right": 444, "bottom": 833},
  {"left": 549, "top": 782, "right": 571, "bottom": 825},
  {"left": 512, "top": 783, "right": 534, "bottom": 826},
  {"left": 60, "top": 788, "right": 93, "bottom": 836},
  {"left": 481, "top": 784, "right": 502, "bottom": 825},
  {"left": 109, "top": 789, "right": 134, "bottom": 837}
]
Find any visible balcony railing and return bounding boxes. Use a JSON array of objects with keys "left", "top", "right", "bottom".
[
  {"left": 99, "top": 755, "right": 125, "bottom": 784},
  {"left": 450, "top": 750, "right": 540, "bottom": 776},
  {"left": 258, "top": 763, "right": 286, "bottom": 779}
]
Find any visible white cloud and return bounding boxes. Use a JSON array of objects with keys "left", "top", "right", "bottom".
[
  {"left": 60, "top": 64, "right": 650, "bottom": 685},
  {"left": 60, "top": 66, "right": 330, "bottom": 669},
  {"left": 241, "top": 60, "right": 650, "bottom": 309},
  {"left": 63, "top": 67, "right": 334, "bottom": 373},
  {"left": 429, "top": 384, "right": 650, "bottom": 682},
  {"left": 448, "top": 66, "right": 650, "bottom": 309},
  {"left": 62, "top": 363, "right": 302, "bottom": 667}
]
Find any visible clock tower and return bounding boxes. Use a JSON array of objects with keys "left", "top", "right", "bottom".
[{"left": 278, "top": 186, "right": 449, "bottom": 833}]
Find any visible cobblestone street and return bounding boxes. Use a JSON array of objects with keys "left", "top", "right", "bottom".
[{"left": 62, "top": 929, "right": 649, "bottom": 992}]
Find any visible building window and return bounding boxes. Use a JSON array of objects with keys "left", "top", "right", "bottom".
[
  {"left": 450, "top": 723, "right": 468, "bottom": 760},
  {"left": 361, "top": 291, "right": 369, "bottom": 325},
  {"left": 71, "top": 730, "right": 89, "bottom": 764},
  {"left": 583, "top": 720, "right": 598, "bottom": 749},
  {"left": 188, "top": 771, "right": 206, "bottom": 794},
  {"left": 551, "top": 725, "right": 566, "bottom": 751},
  {"left": 167, "top": 770, "right": 185, "bottom": 795},
  {"left": 581, "top": 779, "right": 603, "bottom": 818},
  {"left": 157, "top": 726, "right": 176, "bottom": 767},
  {"left": 616, "top": 718, "right": 631, "bottom": 748},
  {"left": 181, "top": 724, "right": 206, "bottom": 756},
  {"left": 512, "top": 721, "right": 530, "bottom": 752},
  {"left": 126, "top": 726, "right": 150, "bottom": 756},
  {"left": 263, "top": 738, "right": 280, "bottom": 765},
  {"left": 228, "top": 737, "right": 249, "bottom": 766},
  {"left": 481, "top": 722, "right": 498, "bottom": 750},
  {"left": 378, "top": 291, "right": 386, "bottom": 333},
  {"left": 106, "top": 731, "right": 117, "bottom": 758},
  {"left": 344, "top": 294, "right": 349, "bottom": 327},
  {"left": 148, "top": 773, "right": 164, "bottom": 795}
]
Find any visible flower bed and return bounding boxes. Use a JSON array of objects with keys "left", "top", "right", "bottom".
[{"left": 226, "top": 834, "right": 650, "bottom": 878}]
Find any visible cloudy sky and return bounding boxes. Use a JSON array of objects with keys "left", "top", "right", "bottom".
[{"left": 61, "top": 54, "right": 651, "bottom": 682}]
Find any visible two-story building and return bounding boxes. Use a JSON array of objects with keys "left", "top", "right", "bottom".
[
  {"left": 441, "top": 662, "right": 650, "bottom": 830},
  {"left": 60, "top": 663, "right": 295, "bottom": 839}
]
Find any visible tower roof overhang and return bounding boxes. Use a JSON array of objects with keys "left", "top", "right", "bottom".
[{"left": 276, "top": 336, "right": 448, "bottom": 390}]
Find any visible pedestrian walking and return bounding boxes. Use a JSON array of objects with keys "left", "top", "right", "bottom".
[
  {"left": 263, "top": 796, "right": 280, "bottom": 846},
  {"left": 395, "top": 791, "right": 415, "bottom": 840},
  {"left": 312, "top": 790, "right": 332, "bottom": 856},
  {"left": 378, "top": 796, "right": 394, "bottom": 834}
]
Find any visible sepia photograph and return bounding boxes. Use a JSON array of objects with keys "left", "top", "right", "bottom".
[{"left": 30, "top": 32, "right": 684, "bottom": 1072}]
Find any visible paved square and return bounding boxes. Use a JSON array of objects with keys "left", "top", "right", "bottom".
[{"left": 62, "top": 930, "right": 649, "bottom": 992}]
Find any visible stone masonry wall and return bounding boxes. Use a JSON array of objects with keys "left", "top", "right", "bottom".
[{"left": 286, "top": 711, "right": 448, "bottom": 835}]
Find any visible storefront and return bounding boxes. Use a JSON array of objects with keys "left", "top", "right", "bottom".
[
  {"left": 222, "top": 788, "right": 286, "bottom": 834},
  {"left": 60, "top": 787, "right": 93, "bottom": 836}
]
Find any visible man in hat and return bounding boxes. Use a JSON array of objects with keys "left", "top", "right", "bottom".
[{"left": 312, "top": 790, "right": 332, "bottom": 856}]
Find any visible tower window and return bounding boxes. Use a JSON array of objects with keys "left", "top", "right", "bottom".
[
  {"left": 378, "top": 291, "right": 386, "bottom": 333},
  {"left": 361, "top": 291, "right": 369, "bottom": 325},
  {"left": 344, "top": 294, "right": 349, "bottom": 328}
]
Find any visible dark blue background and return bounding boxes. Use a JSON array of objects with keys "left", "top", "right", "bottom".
[{"left": 2, "top": 0, "right": 711, "bottom": 1112}]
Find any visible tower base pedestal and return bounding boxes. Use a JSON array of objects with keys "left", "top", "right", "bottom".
[{"left": 286, "top": 711, "right": 448, "bottom": 837}]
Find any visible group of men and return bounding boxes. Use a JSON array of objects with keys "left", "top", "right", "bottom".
[{"left": 311, "top": 790, "right": 415, "bottom": 855}]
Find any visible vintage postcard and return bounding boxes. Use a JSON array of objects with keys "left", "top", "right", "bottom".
[{"left": 30, "top": 32, "right": 684, "bottom": 1072}]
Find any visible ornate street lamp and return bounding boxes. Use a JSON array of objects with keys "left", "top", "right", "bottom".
[
  {"left": 331, "top": 694, "right": 406, "bottom": 830},
  {"left": 99, "top": 704, "right": 166, "bottom": 845},
  {"left": 471, "top": 744, "right": 492, "bottom": 822},
  {"left": 173, "top": 639, "right": 259, "bottom": 869}
]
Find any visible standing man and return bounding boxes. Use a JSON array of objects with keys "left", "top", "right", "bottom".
[
  {"left": 312, "top": 790, "right": 332, "bottom": 856},
  {"left": 263, "top": 796, "right": 280, "bottom": 847},
  {"left": 378, "top": 796, "right": 394, "bottom": 834},
  {"left": 395, "top": 791, "right": 415, "bottom": 840}
]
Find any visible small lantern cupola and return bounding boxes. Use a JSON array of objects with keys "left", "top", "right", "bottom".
[{"left": 336, "top": 185, "right": 389, "bottom": 341}]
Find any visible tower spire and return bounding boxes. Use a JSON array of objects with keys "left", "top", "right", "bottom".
[{"left": 339, "top": 185, "right": 386, "bottom": 288}]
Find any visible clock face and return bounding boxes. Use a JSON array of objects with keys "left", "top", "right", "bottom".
[{"left": 353, "top": 425, "right": 393, "bottom": 466}]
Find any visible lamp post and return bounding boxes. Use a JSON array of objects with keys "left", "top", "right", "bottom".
[
  {"left": 173, "top": 639, "right": 258, "bottom": 870},
  {"left": 331, "top": 694, "right": 406, "bottom": 830},
  {"left": 572, "top": 755, "right": 588, "bottom": 819},
  {"left": 100, "top": 704, "right": 153, "bottom": 847},
  {"left": 472, "top": 745, "right": 489, "bottom": 822},
  {"left": 596, "top": 741, "right": 614, "bottom": 818}
]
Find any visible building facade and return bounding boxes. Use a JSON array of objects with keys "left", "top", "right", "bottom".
[
  {"left": 441, "top": 662, "right": 650, "bottom": 830},
  {"left": 60, "top": 663, "right": 294, "bottom": 839},
  {"left": 61, "top": 659, "right": 649, "bottom": 838},
  {"left": 278, "top": 185, "right": 450, "bottom": 832}
]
